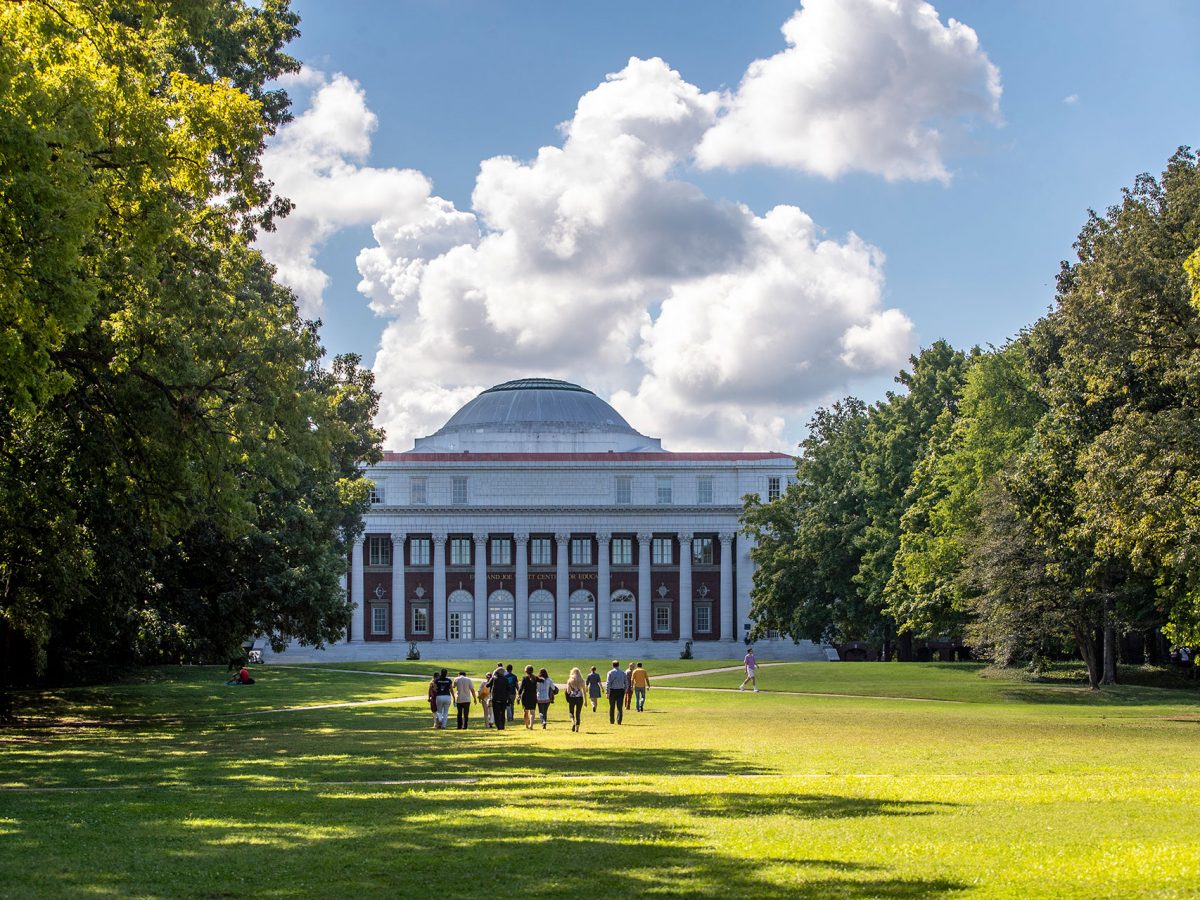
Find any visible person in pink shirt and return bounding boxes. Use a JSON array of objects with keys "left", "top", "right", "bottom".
[{"left": 738, "top": 647, "right": 759, "bottom": 692}]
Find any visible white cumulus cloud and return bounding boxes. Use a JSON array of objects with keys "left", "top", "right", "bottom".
[{"left": 695, "top": 0, "right": 1002, "bottom": 182}]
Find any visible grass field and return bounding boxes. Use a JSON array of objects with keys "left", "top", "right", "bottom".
[{"left": 2, "top": 661, "right": 1198, "bottom": 898}]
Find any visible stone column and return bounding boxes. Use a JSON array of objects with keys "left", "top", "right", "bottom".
[
  {"left": 391, "top": 532, "right": 406, "bottom": 642},
  {"left": 596, "top": 532, "right": 611, "bottom": 640},
  {"left": 719, "top": 531, "right": 735, "bottom": 641},
  {"left": 678, "top": 531, "right": 693, "bottom": 642},
  {"left": 432, "top": 532, "right": 447, "bottom": 641},
  {"left": 514, "top": 533, "right": 529, "bottom": 639},
  {"left": 637, "top": 532, "right": 652, "bottom": 641},
  {"left": 349, "top": 537, "right": 364, "bottom": 642},
  {"left": 474, "top": 533, "right": 488, "bottom": 641},
  {"left": 555, "top": 532, "right": 570, "bottom": 640},
  {"left": 736, "top": 531, "right": 755, "bottom": 646}
]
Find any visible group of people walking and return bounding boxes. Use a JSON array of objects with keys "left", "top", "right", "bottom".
[{"left": 425, "top": 660, "right": 652, "bottom": 731}]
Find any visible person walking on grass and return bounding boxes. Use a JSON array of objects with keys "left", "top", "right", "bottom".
[
  {"left": 624, "top": 661, "right": 636, "bottom": 711},
  {"left": 585, "top": 665, "right": 602, "bottom": 712},
  {"left": 565, "top": 667, "right": 586, "bottom": 731},
  {"left": 453, "top": 671, "right": 477, "bottom": 729},
  {"left": 505, "top": 664, "right": 519, "bottom": 723},
  {"left": 433, "top": 668, "right": 454, "bottom": 728},
  {"left": 519, "top": 665, "right": 541, "bottom": 730},
  {"left": 489, "top": 665, "right": 510, "bottom": 731},
  {"left": 427, "top": 674, "right": 439, "bottom": 728},
  {"left": 535, "top": 667, "right": 557, "bottom": 728},
  {"left": 630, "top": 662, "right": 650, "bottom": 711},
  {"left": 479, "top": 672, "right": 494, "bottom": 728},
  {"left": 605, "top": 660, "right": 627, "bottom": 724},
  {"left": 739, "top": 647, "right": 759, "bottom": 692}
]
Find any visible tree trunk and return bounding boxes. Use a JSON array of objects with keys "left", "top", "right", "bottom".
[
  {"left": 1101, "top": 591, "right": 1117, "bottom": 686},
  {"left": 1074, "top": 627, "right": 1101, "bottom": 689},
  {"left": 897, "top": 631, "right": 914, "bottom": 663}
]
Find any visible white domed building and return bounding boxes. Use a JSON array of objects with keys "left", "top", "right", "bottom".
[{"left": 269, "top": 378, "right": 825, "bottom": 661}]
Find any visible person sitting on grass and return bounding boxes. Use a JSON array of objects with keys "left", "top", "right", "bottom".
[{"left": 225, "top": 667, "right": 254, "bottom": 686}]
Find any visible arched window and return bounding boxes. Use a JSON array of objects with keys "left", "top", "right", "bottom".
[
  {"left": 611, "top": 590, "right": 635, "bottom": 640},
  {"left": 448, "top": 589, "right": 473, "bottom": 641},
  {"left": 569, "top": 590, "right": 595, "bottom": 640},
  {"left": 487, "top": 590, "right": 515, "bottom": 640},
  {"left": 529, "top": 589, "right": 554, "bottom": 640}
]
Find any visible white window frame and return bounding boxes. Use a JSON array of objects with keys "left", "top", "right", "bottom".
[
  {"left": 530, "top": 538, "right": 552, "bottom": 566},
  {"left": 697, "top": 476, "right": 713, "bottom": 505},
  {"left": 410, "top": 538, "right": 430, "bottom": 566},
  {"left": 615, "top": 475, "right": 632, "bottom": 505},
  {"left": 369, "top": 482, "right": 385, "bottom": 505},
  {"left": 767, "top": 476, "right": 781, "bottom": 502},
  {"left": 411, "top": 606, "right": 429, "bottom": 635},
  {"left": 368, "top": 536, "right": 391, "bottom": 567},
  {"left": 449, "top": 538, "right": 471, "bottom": 566},
  {"left": 530, "top": 610, "right": 554, "bottom": 641},
  {"left": 655, "top": 476, "right": 673, "bottom": 505},
  {"left": 654, "top": 604, "right": 671, "bottom": 634},
  {"left": 695, "top": 604, "right": 711, "bottom": 633},
  {"left": 452, "top": 476, "right": 468, "bottom": 505},
  {"left": 489, "top": 606, "right": 514, "bottom": 640},
  {"left": 611, "top": 610, "right": 635, "bottom": 640},
  {"left": 410, "top": 476, "right": 427, "bottom": 505},
  {"left": 570, "top": 538, "right": 592, "bottom": 565},
  {"left": 611, "top": 538, "right": 633, "bottom": 566},
  {"left": 490, "top": 538, "right": 512, "bottom": 566},
  {"left": 692, "top": 537, "right": 714, "bottom": 566},
  {"left": 371, "top": 605, "right": 388, "bottom": 635},
  {"left": 652, "top": 537, "right": 673, "bottom": 566},
  {"left": 448, "top": 610, "right": 473, "bottom": 641}
]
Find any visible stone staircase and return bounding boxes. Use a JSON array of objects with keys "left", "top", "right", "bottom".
[{"left": 261, "top": 637, "right": 828, "bottom": 665}]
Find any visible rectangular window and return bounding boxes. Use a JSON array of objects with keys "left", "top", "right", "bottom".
[
  {"left": 767, "top": 476, "right": 781, "bottom": 502},
  {"left": 530, "top": 610, "right": 554, "bottom": 640},
  {"left": 368, "top": 536, "right": 392, "bottom": 567},
  {"left": 530, "top": 538, "right": 552, "bottom": 566},
  {"left": 411, "top": 606, "right": 429, "bottom": 634},
  {"left": 656, "top": 476, "right": 672, "bottom": 505},
  {"left": 450, "top": 538, "right": 471, "bottom": 566},
  {"left": 570, "top": 538, "right": 592, "bottom": 565},
  {"left": 654, "top": 604, "right": 671, "bottom": 634},
  {"left": 615, "top": 475, "right": 632, "bottom": 505},
  {"left": 410, "top": 538, "right": 430, "bottom": 566},
  {"left": 611, "top": 538, "right": 633, "bottom": 566},
  {"left": 612, "top": 611, "right": 635, "bottom": 640},
  {"left": 490, "top": 538, "right": 512, "bottom": 566},
  {"left": 410, "top": 476, "right": 427, "bottom": 505},
  {"left": 369, "top": 482, "right": 385, "bottom": 505},
  {"left": 692, "top": 537, "right": 714, "bottom": 566},
  {"left": 372, "top": 605, "right": 388, "bottom": 635},
  {"left": 448, "top": 611, "right": 473, "bottom": 641},
  {"left": 452, "top": 476, "right": 468, "bottom": 505},
  {"left": 697, "top": 476, "right": 713, "bottom": 504},
  {"left": 695, "top": 605, "right": 711, "bottom": 633},
  {"left": 652, "top": 537, "right": 673, "bottom": 566}
]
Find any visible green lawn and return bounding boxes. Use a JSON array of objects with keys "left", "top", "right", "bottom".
[{"left": 2, "top": 663, "right": 1198, "bottom": 898}]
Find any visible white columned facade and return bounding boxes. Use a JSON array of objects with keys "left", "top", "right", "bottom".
[
  {"left": 555, "top": 532, "right": 570, "bottom": 639},
  {"left": 637, "top": 532, "right": 652, "bottom": 641},
  {"left": 719, "top": 532, "right": 735, "bottom": 641},
  {"left": 349, "top": 537, "right": 364, "bottom": 642},
  {"left": 432, "top": 532, "right": 448, "bottom": 641},
  {"left": 473, "top": 532, "right": 488, "bottom": 641},
  {"left": 678, "top": 531, "right": 693, "bottom": 642},
  {"left": 596, "top": 532, "right": 611, "bottom": 640},
  {"left": 391, "top": 532, "right": 406, "bottom": 643},
  {"left": 736, "top": 531, "right": 755, "bottom": 645},
  {"left": 514, "top": 533, "right": 529, "bottom": 639}
]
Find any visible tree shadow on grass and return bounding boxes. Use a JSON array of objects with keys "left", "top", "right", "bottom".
[{"left": 2, "top": 778, "right": 968, "bottom": 899}]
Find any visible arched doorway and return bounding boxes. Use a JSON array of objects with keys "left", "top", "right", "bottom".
[{"left": 569, "top": 589, "right": 595, "bottom": 640}]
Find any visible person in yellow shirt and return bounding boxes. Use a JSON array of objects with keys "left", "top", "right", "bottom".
[{"left": 630, "top": 662, "right": 651, "bottom": 712}]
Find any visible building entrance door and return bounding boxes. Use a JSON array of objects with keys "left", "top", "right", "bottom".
[
  {"left": 570, "top": 608, "right": 595, "bottom": 640},
  {"left": 489, "top": 607, "right": 514, "bottom": 640}
]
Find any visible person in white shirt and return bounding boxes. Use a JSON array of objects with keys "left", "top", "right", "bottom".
[
  {"left": 534, "top": 667, "right": 557, "bottom": 728},
  {"left": 604, "top": 660, "right": 627, "bottom": 724},
  {"left": 453, "top": 671, "right": 477, "bottom": 729}
]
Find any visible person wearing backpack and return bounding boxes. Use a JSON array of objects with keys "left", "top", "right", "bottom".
[
  {"left": 488, "top": 665, "right": 510, "bottom": 731},
  {"left": 518, "top": 665, "right": 541, "bottom": 730},
  {"left": 565, "top": 667, "right": 586, "bottom": 732},
  {"left": 504, "top": 664, "right": 519, "bottom": 723},
  {"left": 535, "top": 667, "right": 557, "bottom": 729}
]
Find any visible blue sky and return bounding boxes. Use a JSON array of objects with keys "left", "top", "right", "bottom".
[{"left": 257, "top": 0, "right": 1200, "bottom": 452}]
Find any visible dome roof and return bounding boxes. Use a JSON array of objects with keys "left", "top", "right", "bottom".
[{"left": 410, "top": 378, "right": 663, "bottom": 453}]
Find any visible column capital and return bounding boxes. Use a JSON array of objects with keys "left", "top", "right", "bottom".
[
  {"left": 432, "top": 531, "right": 447, "bottom": 544},
  {"left": 719, "top": 531, "right": 736, "bottom": 544},
  {"left": 595, "top": 531, "right": 611, "bottom": 543},
  {"left": 390, "top": 531, "right": 406, "bottom": 543},
  {"left": 637, "top": 532, "right": 653, "bottom": 544},
  {"left": 353, "top": 535, "right": 365, "bottom": 548},
  {"left": 555, "top": 531, "right": 571, "bottom": 543},
  {"left": 677, "top": 531, "right": 694, "bottom": 543},
  {"left": 514, "top": 532, "right": 529, "bottom": 545},
  {"left": 473, "top": 532, "right": 488, "bottom": 545}
]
